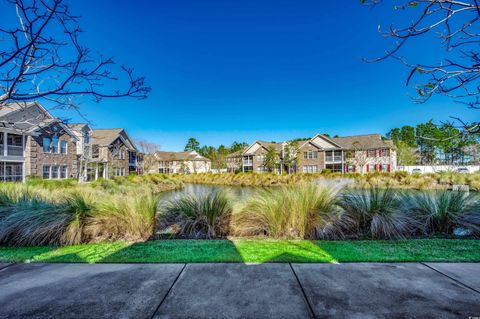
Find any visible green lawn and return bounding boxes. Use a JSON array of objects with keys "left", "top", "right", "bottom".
[{"left": 0, "top": 239, "right": 479, "bottom": 264}]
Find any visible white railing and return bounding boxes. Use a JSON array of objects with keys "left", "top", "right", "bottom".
[
  {"left": 243, "top": 160, "right": 253, "bottom": 166},
  {"left": 7, "top": 145, "right": 23, "bottom": 156},
  {"left": 325, "top": 156, "right": 342, "bottom": 162}
]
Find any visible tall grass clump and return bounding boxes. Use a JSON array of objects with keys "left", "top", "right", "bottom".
[
  {"left": 405, "top": 190, "right": 480, "bottom": 236},
  {"left": 0, "top": 188, "right": 93, "bottom": 246},
  {"left": 233, "top": 183, "right": 346, "bottom": 239},
  {"left": 158, "top": 190, "right": 233, "bottom": 238},
  {"left": 86, "top": 191, "right": 159, "bottom": 242},
  {"left": 339, "top": 188, "right": 413, "bottom": 239}
]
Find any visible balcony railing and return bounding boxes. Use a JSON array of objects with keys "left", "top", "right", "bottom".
[
  {"left": 7, "top": 145, "right": 23, "bottom": 156},
  {"left": 243, "top": 160, "right": 253, "bottom": 166},
  {"left": 325, "top": 156, "right": 343, "bottom": 162}
]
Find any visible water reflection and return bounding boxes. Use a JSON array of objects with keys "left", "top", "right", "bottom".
[{"left": 158, "top": 183, "right": 257, "bottom": 202}]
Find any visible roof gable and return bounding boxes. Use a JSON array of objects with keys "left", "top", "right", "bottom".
[{"left": 310, "top": 134, "right": 342, "bottom": 149}]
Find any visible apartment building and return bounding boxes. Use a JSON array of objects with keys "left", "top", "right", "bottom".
[
  {"left": 86, "top": 128, "right": 139, "bottom": 180},
  {"left": 0, "top": 102, "right": 78, "bottom": 181},
  {"left": 228, "top": 133, "right": 396, "bottom": 174},
  {"left": 150, "top": 151, "right": 211, "bottom": 174}
]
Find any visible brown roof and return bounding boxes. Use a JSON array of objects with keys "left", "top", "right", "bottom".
[
  {"left": 257, "top": 140, "right": 283, "bottom": 152},
  {"left": 67, "top": 123, "right": 89, "bottom": 131},
  {"left": 154, "top": 151, "right": 210, "bottom": 162},
  {"left": 226, "top": 150, "right": 244, "bottom": 158},
  {"left": 91, "top": 128, "right": 124, "bottom": 146},
  {"left": 331, "top": 134, "right": 394, "bottom": 150}
]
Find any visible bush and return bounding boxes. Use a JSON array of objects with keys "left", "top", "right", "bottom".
[
  {"left": 86, "top": 191, "right": 159, "bottom": 242},
  {"left": 158, "top": 190, "right": 233, "bottom": 239},
  {"left": 405, "top": 190, "right": 480, "bottom": 236},
  {"left": 0, "top": 184, "right": 160, "bottom": 246},
  {"left": 233, "top": 183, "right": 346, "bottom": 239},
  {"left": 0, "top": 190, "right": 93, "bottom": 246},
  {"left": 339, "top": 188, "right": 414, "bottom": 239}
]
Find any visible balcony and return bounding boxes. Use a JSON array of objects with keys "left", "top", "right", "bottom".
[
  {"left": 243, "top": 160, "right": 253, "bottom": 166},
  {"left": 325, "top": 156, "right": 343, "bottom": 163},
  {"left": 7, "top": 145, "right": 23, "bottom": 156}
]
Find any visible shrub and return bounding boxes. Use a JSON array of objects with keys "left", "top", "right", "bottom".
[
  {"left": 86, "top": 191, "right": 159, "bottom": 242},
  {"left": 0, "top": 190, "right": 93, "bottom": 246},
  {"left": 158, "top": 190, "right": 233, "bottom": 239},
  {"left": 339, "top": 188, "right": 413, "bottom": 239},
  {"left": 233, "top": 183, "right": 346, "bottom": 239},
  {"left": 405, "top": 190, "right": 480, "bottom": 236}
]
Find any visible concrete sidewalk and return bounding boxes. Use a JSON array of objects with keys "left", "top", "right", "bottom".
[{"left": 0, "top": 262, "right": 478, "bottom": 318}]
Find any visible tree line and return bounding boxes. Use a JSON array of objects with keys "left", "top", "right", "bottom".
[{"left": 387, "top": 121, "right": 480, "bottom": 166}]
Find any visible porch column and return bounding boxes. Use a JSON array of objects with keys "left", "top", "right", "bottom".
[
  {"left": 22, "top": 161, "right": 26, "bottom": 183},
  {"left": 95, "top": 163, "right": 99, "bottom": 180},
  {"left": 3, "top": 131, "right": 7, "bottom": 156},
  {"left": 341, "top": 150, "right": 345, "bottom": 175},
  {"left": 103, "top": 163, "right": 107, "bottom": 179}
]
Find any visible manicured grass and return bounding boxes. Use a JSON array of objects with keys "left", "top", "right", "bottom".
[{"left": 0, "top": 239, "right": 479, "bottom": 264}]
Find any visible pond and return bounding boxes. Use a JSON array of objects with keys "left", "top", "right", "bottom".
[{"left": 158, "top": 178, "right": 356, "bottom": 203}]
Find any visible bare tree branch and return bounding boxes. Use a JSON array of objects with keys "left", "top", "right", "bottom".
[{"left": 0, "top": 0, "right": 151, "bottom": 111}]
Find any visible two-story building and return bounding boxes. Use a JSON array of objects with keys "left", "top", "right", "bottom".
[
  {"left": 87, "top": 128, "right": 139, "bottom": 180},
  {"left": 150, "top": 151, "right": 211, "bottom": 174},
  {"left": 0, "top": 102, "right": 79, "bottom": 181},
  {"left": 228, "top": 133, "right": 396, "bottom": 174}
]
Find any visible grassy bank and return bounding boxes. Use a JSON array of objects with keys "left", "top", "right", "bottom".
[
  {"left": 173, "top": 171, "right": 480, "bottom": 190},
  {"left": 0, "top": 239, "right": 478, "bottom": 263},
  {"left": 0, "top": 175, "right": 183, "bottom": 246}
]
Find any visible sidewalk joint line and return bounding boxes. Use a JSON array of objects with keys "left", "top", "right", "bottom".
[
  {"left": 289, "top": 263, "right": 317, "bottom": 319},
  {"left": 420, "top": 262, "right": 480, "bottom": 295},
  {"left": 149, "top": 263, "right": 187, "bottom": 319},
  {"left": 0, "top": 263, "right": 17, "bottom": 271}
]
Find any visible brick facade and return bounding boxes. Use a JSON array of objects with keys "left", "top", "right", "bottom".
[{"left": 25, "top": 127, "right": 78, "bottom": 179}]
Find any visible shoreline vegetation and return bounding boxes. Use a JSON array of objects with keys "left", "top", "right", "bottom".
[
  {"left": 0, "top": 173, "right": 479, "bottom": 263},
  {"left": 172, "top": 171, "right": 480, "bottom": 190}
]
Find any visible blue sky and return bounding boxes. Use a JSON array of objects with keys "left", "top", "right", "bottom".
[{"left": 3, "top": 0, "right": 478, "bottom": 150}]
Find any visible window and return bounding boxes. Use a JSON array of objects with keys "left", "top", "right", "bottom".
[
  {"left": 303, "top": 165, "right": 318, "bottom": 173},
  {"left": 120, "top": 149, "right": 125, "bottom": 160},
  {"left": 52, "top": 165, "right": 59, "bottom": 179},
  {"left": 121, "top": 167, "right": 126, "bottom": 176},
  {"left": 367, "top": 149, "right": 376, "bottom": 157},
  {"left": 381, "top": 164, "right": 389, "bottom": 172},
  {"left": 60, "top": 165, "right": 67, "bottom": 179},
  {"left": 257, "top": 166, "right": 267, "bottom": 172},
  {"left": 257, "top": 154, "right": 265, "bottom": 162},
  {"left": 83, "top": 132, "right": 90, "bottom": 144},
  {"left": 43, "top": 137, "right": 51, "bottom": 153},
  {"left": 325, "top": 163, "right": 342, "bottom": 173},
  {"left": 51, "top": 136, "right": 59, "bottom": 153},
  {"left": 380, "top": 148, "right": 389, "bottom": 157},
  {"left": 60, "top": 140, "right": 68, "bottom": 154},
  {"left": 304, "top": 150, "right": 317, "bottom": 159},
  {"left": 347, "top": 165, "right": 356, "bottom": 173},
  {"left": 92, "top": 145, "right": 99, "bottom": 158},
  {"left": 367, "top": 164, "right": 375, "bottom": 172},
  {"left": 43, "top": 165, "right": 51, "bottom": 179},
  {"left": 1, "top": 162, "right": 23, "bottom": 182}
]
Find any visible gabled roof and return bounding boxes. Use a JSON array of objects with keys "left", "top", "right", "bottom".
[
  {"left": 226, "top": 150, "right": 244, "bottom": 158},
  {"left": 91, "top": 128, "right": 137, "bottom": 151},
  {"left": 331, "top": 134, "right": 394, "bottom": 149},
  {"left": 243, "top": 140, "right": 282, "bottom": 155},
  {"left": 309, "top": 134, "right": 343, "bottom": 149},
  {"left": 0, "top": 102, "right": 78, "bottom": 139},
  {"left": 67, "top": 123, "right": 92, "bottom": 132},
  {"left": 257, "top": 140, "right": 283, "bottom": 152},
  {"left": 154, "top": 151, "right": 210, "bottom": 162}
]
